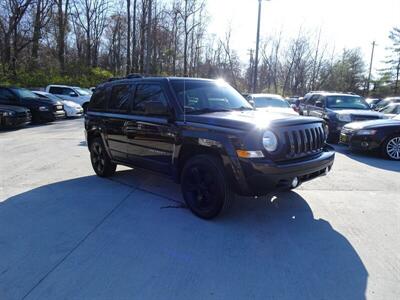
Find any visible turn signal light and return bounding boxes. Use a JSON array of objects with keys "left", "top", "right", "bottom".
[{"left": 236, "top": 150, "right": 264, "bottom": 158}]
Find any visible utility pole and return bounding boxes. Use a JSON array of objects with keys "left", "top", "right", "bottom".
[
  {"left": 365, "top": 41, "right": 376, "bottom": 96},
  {"left": 252, "top": 0, "right": 262, "bottom": 93}
]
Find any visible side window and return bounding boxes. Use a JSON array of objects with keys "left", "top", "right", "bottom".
[
  {"left": 108, "top": 84, "right": 132, "bottom": 113},
  {"left": 382, "top": 105, "right": 396, "bottom": 114},
  {"left": 308, "top": 95, "right": 318, "bottom": 106},
  {"left": 133, "top": 84, "right": 168, "bottom": 115},
  {"left": 62, "top": 88, "right": 76, "bottom": 96},
  {"left": 0, "top": 88, "right": 16, "bottom": 102},
  {"left": 49, "top": 87, "right": 63, "bottom": 94},
  {"left": 89, "top": 86, "right": 108, "bottom": 111}
]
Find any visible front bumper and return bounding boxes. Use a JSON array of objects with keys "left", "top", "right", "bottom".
[
  {"left": 65, "top": 107, "right": 84, "bottom": 117},
  {"left": 37, "top": 110, "right": 66, "bottom": 121},
  {"left": 236, "top": 147, "right": 335, "bottom": 196},
  {"left": 340, "top": 130, "right": 381, "bottom": 151},
  {"left": 1, "top": 114, "right": 31, "bottom": 128}
]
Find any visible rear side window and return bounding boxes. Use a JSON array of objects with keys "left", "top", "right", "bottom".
[
  {"left": 0, "top": 88, "right": 16, "bottom": 101},
  {"left": 108, "top": 84, "right": 132, "bottom": 113},
  {"left": 89, "top": 86, "right": 108, "bottom": 111},
  {"left": 49, "top": 87, "right": 75, "bottom": 96},
  {"left": 132, "top": 84, "right": 168, "bottom": 114}
]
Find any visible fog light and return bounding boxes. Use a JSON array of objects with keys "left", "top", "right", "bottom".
[{"left": 291, "top": 177, "right": 299, "bottom": 188}]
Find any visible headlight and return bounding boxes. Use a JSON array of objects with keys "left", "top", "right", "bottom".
[
  {"left": 356, "top": 129, "right": 377, "bottom": 135},
  {"left": 337, "top": 114, "right": 352, "bottom": 122},
  {"left": 38, "top": 106, "right": 50, "bottom": 111},
  {"left": 262, "top": 130, "right": 278, "bottom": 152},
  {"left": 1, "top": 111, "right": 15, "bottom": 116}
]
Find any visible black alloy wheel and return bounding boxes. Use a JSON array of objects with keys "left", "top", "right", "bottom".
[
  {"left": 181, "top": 154, "right": 232, "bottom": 219},
  {"left": 90, "top": 137, "right": 116, "bottom": 177}
]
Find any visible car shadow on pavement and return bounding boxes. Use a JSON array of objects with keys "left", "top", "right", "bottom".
[
  {"left": 333, "top": 144, "right": 400, "bottom": 172},
  {"left": 0, "top": 174, "right": 368, "bottom": 300}
]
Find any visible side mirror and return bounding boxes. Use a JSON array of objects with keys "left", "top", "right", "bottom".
[
  {"left": 315, "top": 101, "right": 323, "bottom": 108},
  {"left": 69, "top": 92, "right": 78, "bottom": 97},
  {"left": 248, "top": 99, "right": 255, "bottom": 108},
  {"left": 144, "top": 101, "right": 169, "bottom": 116}
]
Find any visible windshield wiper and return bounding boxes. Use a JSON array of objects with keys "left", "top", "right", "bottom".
[{"left": 185, "top": 108, "right": 232, "bottom": 115}]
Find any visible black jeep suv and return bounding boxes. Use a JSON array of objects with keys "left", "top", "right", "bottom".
[
  {"left": 85, "top": 77, "right": 335, "bottom": 219},
  {"left": 302, "top": 92, "right": 383, "bottom": 143}
]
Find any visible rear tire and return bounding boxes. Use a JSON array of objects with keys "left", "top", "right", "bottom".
[
  {"left": 382, "top": 135, "right": 400, "bottom": 160},
  {"left": 181, "top": 154, "right": 233, "bottom": 219},
  {"left": 90, "top": 137, "right": 116, "bottom": 177}
]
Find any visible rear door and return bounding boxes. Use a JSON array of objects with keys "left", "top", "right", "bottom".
[
  {"left": 105, "top": 83, "right": 134, "bottom": 162},
  {"left": 125, "top": 83, "right": 176, "bottom": 174}
]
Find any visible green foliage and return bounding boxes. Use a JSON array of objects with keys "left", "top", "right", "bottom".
[{"left": 0, "top": 67, "right": 113, "bottom": 88}]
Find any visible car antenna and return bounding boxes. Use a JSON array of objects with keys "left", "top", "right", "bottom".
[{"left": 183, "top": 77, "right": 186, "bottom": 124}]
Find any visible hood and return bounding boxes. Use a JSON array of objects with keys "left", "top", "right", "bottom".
[
  {"left": 19, "top": 97, "right": 60, "bottom": 107},
  {"left": 330, "top": 109, "right": 383, "bottom": 117},
  {"left": 344, "top": 118, "right": 400, "bottom": 129},
  {"left": 256, "top": 107, "right": 298, "bottom": 115},
  {"left": 0, "top": 104, "right": 29, "bottom": 113},
  {"left": 184, "top": 110, "right": 321, "bottom": 130},
  {"left": 61, "top": 100, "right": 82, "bottom": 108}
]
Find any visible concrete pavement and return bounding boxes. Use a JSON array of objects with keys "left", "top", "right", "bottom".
[{"left": 0, "top": 119, "right": 399, "bottom": 299}]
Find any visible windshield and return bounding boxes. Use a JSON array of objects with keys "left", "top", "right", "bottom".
[
  {"left": 73, "top": 87, "right": 91, "bottom": 96},
  {"left": 326, "top": 95, "right": 370, "bottom": 110},
  {"left": 171, "top": 80, "right": 253, "bottom": 113},
  {"left": 254, "top": 97, "right": 290, "bottom": 108},
  {"left": 11, "top": 88, "right": 40, "bottom": 99}
]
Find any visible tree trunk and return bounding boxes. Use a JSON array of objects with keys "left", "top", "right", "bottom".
[
  {"left": 126, "top": 0, "right": 131, "bottom": 74},
  {"left": 30, "top": 0, "right": 42, "bottom": 70}
]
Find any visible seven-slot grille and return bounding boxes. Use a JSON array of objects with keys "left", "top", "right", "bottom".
[{"left": 283, "top": 124, "right": 325, "bottom": 158}]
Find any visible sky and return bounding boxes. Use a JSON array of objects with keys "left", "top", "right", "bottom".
[{"left": 206, "top": 0, "right": 400, "bottom": 76}]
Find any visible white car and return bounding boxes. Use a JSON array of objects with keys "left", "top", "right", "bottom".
[
  {"left": 379, "top": 103, "right": 400, "bottom": 119},
  {"left": 247, "top": 93, "right": 298, "bottom": 115},
  {"left": 33, "top": 91, "right": 84, "bottom": 118},
  {"left": 45, "top": 85, "right": 92, "bottom": 112}
]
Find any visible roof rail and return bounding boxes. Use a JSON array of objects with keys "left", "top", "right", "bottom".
[
  {"left": 106, "top": 73, "right": 144, "bottom": 82},
  {"left": 126, "top": 73, "right": 143, "bottom": 79}
]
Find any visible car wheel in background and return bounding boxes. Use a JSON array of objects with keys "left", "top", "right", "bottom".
[
  {"left": 90, "top": 137, "right": 117, "bottom": 177},
  {"left": 382, "top": 135, "right": 400, "bottom": 160},
  {"left": 181, "top": 154, "right": 233, "bottom": 219}
]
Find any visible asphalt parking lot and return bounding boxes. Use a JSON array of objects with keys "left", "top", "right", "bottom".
[{"left": 1, "top": 119, "right": 399, "bottom": 300}]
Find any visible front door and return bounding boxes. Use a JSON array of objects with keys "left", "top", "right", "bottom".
[{"left": 125, "top": 83, "right": 176, "bottom": 174}]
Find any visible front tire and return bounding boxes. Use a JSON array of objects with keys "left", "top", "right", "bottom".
[
  {"left": 382, "top": 135, "right": 400, "bottom": 160},
  {"left": 181, "top": 154, "right": 233, "bottom": 219},
  {"left": 90, "top": 137, "right": 116, "bottom": 177}
]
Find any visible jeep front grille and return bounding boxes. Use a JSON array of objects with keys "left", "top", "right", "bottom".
[{"left": 283, "top": 124, "right": 325, "bottom": 159}]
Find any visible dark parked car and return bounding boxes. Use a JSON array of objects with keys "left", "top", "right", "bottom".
[
  {"left": 0, "top": 105, "right": 31, "bottom": 129},
  {"left": 85, "top": 77, "right": 335, "bottom": 219},
  {"left": 340, "top": 115, "right": 400, "bottom": 160},
  {"left": 302, "top": 92, "right": 383, "bottom": 143},
  {"left": 0, "top": 87, "right": 65, "bottom": 122}
]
